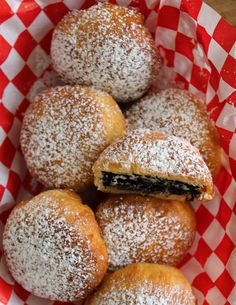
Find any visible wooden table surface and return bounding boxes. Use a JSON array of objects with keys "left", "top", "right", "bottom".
[{"left": 204, "top": 0, "right": 236, "bottom": 27}]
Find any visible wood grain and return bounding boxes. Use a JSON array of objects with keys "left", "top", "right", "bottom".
[{"left": 204, "top": 0, "right": 236, "bottom": 27}]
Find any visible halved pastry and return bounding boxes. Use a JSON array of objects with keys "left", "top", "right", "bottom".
[{"left": 93, "top": 131, "right": 214, "bottom": 201}]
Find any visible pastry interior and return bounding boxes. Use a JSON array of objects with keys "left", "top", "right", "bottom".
[{"left": 102, "top": 172, "right": 201, "bottom": 201}]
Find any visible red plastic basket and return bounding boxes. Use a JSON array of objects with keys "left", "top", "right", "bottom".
[{"left": 0, "top": 0, "right": 236, "bottom": 304}]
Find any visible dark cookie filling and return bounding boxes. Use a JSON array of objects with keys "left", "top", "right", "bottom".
[{"left": 102, "top": 172, "right": 201, "bottom": 201}]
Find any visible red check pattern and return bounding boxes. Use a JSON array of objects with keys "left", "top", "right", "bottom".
[{"left": 0, "top": 0, "right": 236, "bottom": 304}]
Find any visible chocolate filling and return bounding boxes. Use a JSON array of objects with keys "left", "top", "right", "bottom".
[{"left": 102, "top": 172, "right": 201, "bottom": 201}]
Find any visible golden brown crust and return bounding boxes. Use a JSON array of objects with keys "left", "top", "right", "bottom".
[
  {"left": 55, "top": 3, "right": 145, "bottom": 36},
  {"left": 20, "top": 85, "right": 125, "bottom": 192},
  {"left": 96, "top": 194, "right": 196, "bottom": 271},
  {"left": 51, "top": 3, "right": 161, "bottom": 102},
  {"left": 185, "top": 92, "right": 221, "bottom": 179},
  {"left": 93, "top": 130, "right": 214, "bottom": 201},
  {"left": 125, "top": 88, "right": 221, "bottom": 179},
  {"left": 3, "top": 189, "right": 108, "bottom": 302},
  {"left": 88, "top": 87, "right": 126, "bottom": 143},
  {"left": 85, "top": 263, "right": 196, "bottom": 305}
]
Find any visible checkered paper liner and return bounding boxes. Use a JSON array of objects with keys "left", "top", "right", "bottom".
[{"left": 0, "top": 0, "right": 236, "bottom": 304}]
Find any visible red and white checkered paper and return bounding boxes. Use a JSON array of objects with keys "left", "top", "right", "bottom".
[{"left": 0, "top": 0, "right": 236, "bottom": 304}]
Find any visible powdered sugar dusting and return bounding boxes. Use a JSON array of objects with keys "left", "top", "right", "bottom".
[
  {"left": 87, "top": 268, "right": 196, "bottom": 305},
  {"left": 21, "top": 85, "right": 123, "bottom": 191},
  {"left": 3, "top": 193, "right": 99, "bottom": 302},
  {"left": 90, "top": 284, "right": 195, "bottom": 304},
  {"left": 95, "top": 130, "right": 212, "bottom": 186},
  {"left": 51, "top": 3, "right": 160, "bottom": 102},
  {"left": 96, "top": 196, "right": 195, "bottom": 271},
  {"left": 125, "top": 88, "right": 220, "bottom": 176}
]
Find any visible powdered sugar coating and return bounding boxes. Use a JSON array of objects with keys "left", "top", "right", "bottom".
[
  {"left": 20, "top": 85, "right": 125, "bottom": 191},
  {"left": 88, "top": 282, "right": 195, "bottom": 305},
  {"left": 86, "top": 264, "right": 196, "bottom": 305},
  {"left": 3, "top": 191, "right": 106, "bottom": 302},
  {"left": 125, "top": 88, "right": 220, "bottom": 177},
  {"left": 93, "top": 130, "right": 213, "bottom": 198},
  {"left": 51, "top": 3, "right": 160, "bottom": 102},
  {"left": 96, "top": 196, "right": 196, "bottom": 271}
]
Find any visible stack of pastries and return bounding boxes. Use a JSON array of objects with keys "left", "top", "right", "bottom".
[{"left": 3, "top": 3, "right": 220, "bottom": 305}]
